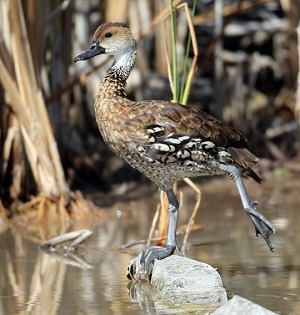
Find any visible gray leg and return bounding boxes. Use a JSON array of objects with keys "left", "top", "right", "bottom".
[
  {"left": 140, "top": 188, "right": 179, "bottom": 277},
  {"left": 219, "top": 164, "right": 276, "bottom": 251},
  {"left": 165, "top": 189, "right": 179, "bottom": 247}
]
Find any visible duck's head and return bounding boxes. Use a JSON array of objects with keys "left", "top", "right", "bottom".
[{"left": 74, "top": 22, "right": 136, "bottom": 62}]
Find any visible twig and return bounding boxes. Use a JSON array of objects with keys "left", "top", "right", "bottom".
[
  {"left": 265, "top": 121, "right": 300, "bottom": 139},
  {"left": 40, "top": 229, "right": 93, "bottom": 251},
  {"left": 193, "top": 0, "right": 274, "bottom": 25},
  {"left": 181, "top": 178, "right": 201, "bottom": 254}
]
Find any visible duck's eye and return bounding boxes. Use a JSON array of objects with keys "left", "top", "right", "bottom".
[{"left": 105, "top": 32, "right": 112, "bottom": 38}]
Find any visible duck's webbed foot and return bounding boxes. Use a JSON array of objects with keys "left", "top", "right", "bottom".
[
  {"left": 127, "top": 188, "right": 180, "bottom": 281},
  {"left": 219, "top": 164, "right": 276, "bottom": 251},
  {"left": 244, "top": 200, "right": 276, "bottom": 251},
  {"left": 141, "top": 244, "right": 176, "bottom": 277},
  {"left": 127, "top": 244, "right": 182, "bottom": 281}
]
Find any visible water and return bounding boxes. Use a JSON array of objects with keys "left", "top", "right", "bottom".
[{"left": 0, "top": 174, "right": 299, "bottom": 314}]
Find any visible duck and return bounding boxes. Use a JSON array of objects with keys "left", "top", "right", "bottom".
[{"left": 74, "top": 22, "right": 276, "bottom": 279}]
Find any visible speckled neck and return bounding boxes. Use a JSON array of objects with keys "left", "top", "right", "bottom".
[{"left": 98, "top": 46, "right": 137, "bottom": 99}]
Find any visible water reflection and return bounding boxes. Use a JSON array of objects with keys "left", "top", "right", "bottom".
[{"left": 0, "top": 175, "right": 299, "bottom": 314}]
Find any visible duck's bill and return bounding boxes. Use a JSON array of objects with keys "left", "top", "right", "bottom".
[{"left": 74, "top": 42, "right": 105, "bottom": 62}]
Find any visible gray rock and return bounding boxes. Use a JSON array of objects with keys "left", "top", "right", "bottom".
[
  {"left": 212, "top": 295, "right": 277, "bottom": 315},
  {"left": 151, "top": 255, "right": 227, "bottom": 306},
  {"left": 127, "top": 255, "right": 276, "bottom": 314}
]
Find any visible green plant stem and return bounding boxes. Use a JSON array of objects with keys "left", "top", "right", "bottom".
[
  {"left": 180, "top": 0, "right": 197, "bottom": 105},
  {"left": 170, "top": 0, "right": 179, "bottom": 102}
]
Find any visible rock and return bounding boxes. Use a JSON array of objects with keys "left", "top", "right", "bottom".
[
  {"left": 127, "top": 255, "right": 276, "bottom": 314},
  {"left": 212, "top": 295, "right": 277, "bottom": 315},
  {"left": 151, "top": 255, "right": 227, "bottom": 306}
]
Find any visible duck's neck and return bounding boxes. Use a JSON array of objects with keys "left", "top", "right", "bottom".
[{"left": 98, "top": 46, "right": 137, "bottom": 99}]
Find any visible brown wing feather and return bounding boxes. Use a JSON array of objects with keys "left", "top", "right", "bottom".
[
  {"left": 125, "top": 100, "right": 248, "bottom": 148},
  {"left": 123, "top": 100, "right": 259, "bottom": 180}
]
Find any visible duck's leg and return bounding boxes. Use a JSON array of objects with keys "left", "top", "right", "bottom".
[
  {"left": 140, "top": 188, "right": 180, "bottom": 277},
  {"left": 219, "top": 164, "right": 276, "bottom": 251}
]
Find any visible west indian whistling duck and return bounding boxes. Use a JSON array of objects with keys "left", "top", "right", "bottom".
[{"left": 74, "top": 22, "right": 276, "bottom": 279}]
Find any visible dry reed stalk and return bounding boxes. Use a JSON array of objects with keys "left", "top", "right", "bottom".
[
  {"left": 154, "top": 0, "right": 172, "bottom": 74},
  {"left": 279, "top": 0, "right": 300, "bottom": 87},
  {"left": 181, "top": 178, "right": 201, "bottom": 253},
  {"left": 105, "top": 0, "right": 128, "bottom": 21},
  {"left": 0, "top": 0, "right": 103, "bottom": 222},
  {"left": 0, "top": 0, "right": 67, "bottom": 196},
  {"left": 157, "top": 186, "right": 173, "bottom": 245},
  {"left": 137, "top": 0, "right": 183, "bottom": 40},
  {"left": 0, "top": 201, "right": 9, "bottom": 235}
]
